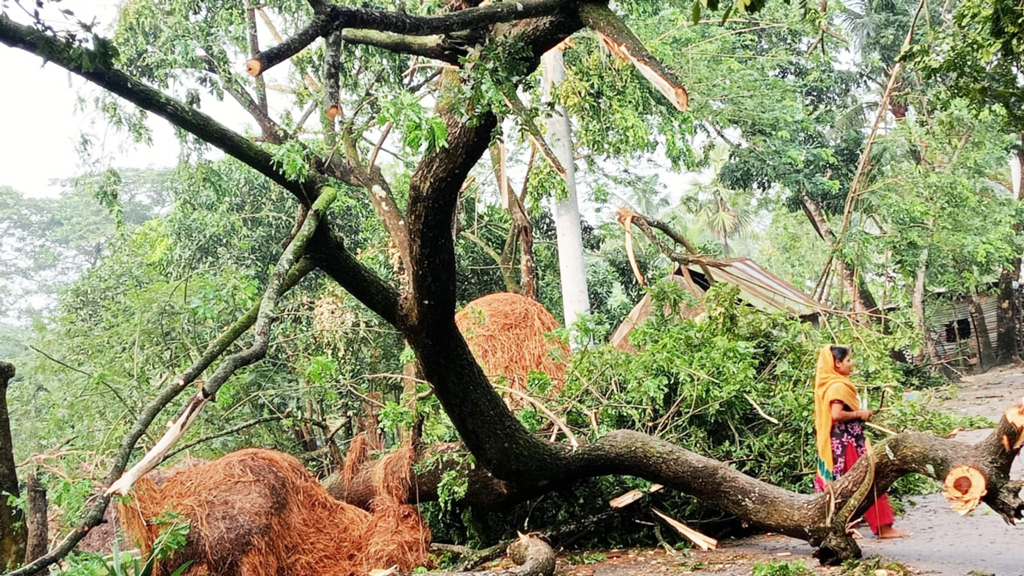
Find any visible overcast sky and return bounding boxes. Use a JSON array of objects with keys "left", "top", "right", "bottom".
[
  {"left": 0, "top": 47, "right": 185, "bottom": 198},
  {"left": 0, "top": 2, "right": 184, "bottom": 197}
]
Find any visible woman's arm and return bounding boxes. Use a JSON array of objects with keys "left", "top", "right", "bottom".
[{"left": 831, "top": 400, "right": 871, "bottom": 422}]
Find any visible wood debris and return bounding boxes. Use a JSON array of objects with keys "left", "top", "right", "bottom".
[
  {"left": 608, "top": 483, "right": 663, "bottom": 509},
  {"left": 652, "top": 508, "right": 717, "bottom": 551}
]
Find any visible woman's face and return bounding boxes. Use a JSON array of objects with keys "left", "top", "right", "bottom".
[{"left": 834, "top": 355, "right": 853, "bottom": 376}]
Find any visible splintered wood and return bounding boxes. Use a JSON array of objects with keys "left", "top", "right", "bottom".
[
  {"left": 608, "top": 483, "right": 663, "bottom": 508},
  {"left": 618, "top": 209, "right": 645, "bottom": 286},
  {"left": 652, "top": 508, "right": 717, "bottom": 551},
  {"left": 595, "top": 32, "right": 689, "bottom": 112},
  {"left": 942, "top": 465, "right": 987, "bottom": 515}
]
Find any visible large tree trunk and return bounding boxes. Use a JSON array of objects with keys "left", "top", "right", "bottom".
[
  {"left": 970, "top": 293, "right": 998, "bottom": 370},
  {"left": 542, "top": 48, "right": 590, "bottom": 331},
  {"left": 0, "top": 362, "right": 26, "bottom": 569},
  {"left": 331, "top": 402, "right": 1024, "bottom": 565}
]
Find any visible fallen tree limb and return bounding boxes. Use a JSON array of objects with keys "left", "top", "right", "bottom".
[{"left": 106, "top": 188, "right": 338, "bottom": 497}]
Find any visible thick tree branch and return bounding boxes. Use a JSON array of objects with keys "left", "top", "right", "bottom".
[
  {"left": 398, "top": 13, "right": 582, "bottom": 482},
  {"left": 0, "top": 16, "right": 317, "bottom": 204},
  {"left": 247, "top": 0, "right": 573, "bottom": 76},
  {"left": 579, "top": 3, "right": 688, "bottom": 111},
  {"left": 341, "top": 29, "right": 464, "bottom": 63},
  {"left": 307, "top": 226, "right": 404, "bottom": 327}
]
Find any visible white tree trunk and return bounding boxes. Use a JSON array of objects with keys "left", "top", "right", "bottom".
[{"left": 542, "top": 48, "right": 590, "bottom": 334}]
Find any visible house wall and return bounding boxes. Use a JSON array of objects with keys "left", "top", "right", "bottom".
[{"left": 927, "top": 295, "right": 1000, "bottom": 370}]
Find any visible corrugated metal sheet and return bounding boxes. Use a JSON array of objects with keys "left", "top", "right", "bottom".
[
  {"left": 688, "top": 258, "right": 829, "bottom": 317},
  {"left": 926, "top": 295, "right": 1000, "bottom": 365}
]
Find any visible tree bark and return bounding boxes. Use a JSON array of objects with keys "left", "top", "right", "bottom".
[
  {"left": 0, "top": 362, "right": 26, "bottom": 570},
  {"left": 22, "top": 474, "right": 46, "bottom": 575},
  {"left": 970, "top": 293, "right": 998, "bottom": 370},
  {"left": 334, "top": 407, "right": 1024, "bottom": 565}
]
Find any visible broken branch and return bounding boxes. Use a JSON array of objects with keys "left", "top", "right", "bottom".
[
  {"left": 105, "top": 188, "right": 337, "bottom": 496},
  {"left": 247, "top": 0, "right": 570, "bottom": 77},
  {"left": 580, "top": 4, "right": 688, "bottom": 112}
]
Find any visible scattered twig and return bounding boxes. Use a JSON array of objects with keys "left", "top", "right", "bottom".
[{"left": 491, "top": 384, "right": 579, "bottom": 449}]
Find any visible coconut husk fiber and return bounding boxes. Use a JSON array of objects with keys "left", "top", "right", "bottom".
[
  {"left": 118, "top": 446, "right": 428, "bottom": 576},
  {"left": 455, "top": 293, "right": 569, "bottom": 407}
]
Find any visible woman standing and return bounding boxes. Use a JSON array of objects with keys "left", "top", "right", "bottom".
[{"left": 813, "top": 345, "right": 908, "bottom": 539}]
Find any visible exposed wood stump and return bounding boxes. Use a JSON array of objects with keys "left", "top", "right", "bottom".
[{"left": 943, "top": 465, "right": 987, "bottom": 515}]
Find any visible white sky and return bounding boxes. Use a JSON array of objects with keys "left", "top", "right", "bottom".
[
  {"left": 0, "top": 2, "right": 186, "bottom": 198},
  {"left": 0, "top": 46, "right": 185, "bottom": 197}
]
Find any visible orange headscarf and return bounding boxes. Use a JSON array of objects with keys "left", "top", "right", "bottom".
[{"left": 813, "top": 345, "right": 859, "bottom": 479}]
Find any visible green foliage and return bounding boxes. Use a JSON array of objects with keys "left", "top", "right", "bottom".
[
  {"left": 436, "top": 469, "right": 470, "bottom": 516},
  {"left": 907, "top": 0, "right": 1024, "bottom": 133},
  {"left": 149, "top": 512, "right": 191, "bottom": 562},
  {"left": 423, "top": 283, "right": 983, "bottom": 547},
  {"left": 752, "top": 559, "right": 811, "bottom": 576},
  {"left": 377, "top": 91, "right": 448, "bottom": 155}
]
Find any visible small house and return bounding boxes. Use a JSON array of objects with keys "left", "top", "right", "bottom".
[{"left": 926, "top": 290, "right": 1001, "bottom": 372}]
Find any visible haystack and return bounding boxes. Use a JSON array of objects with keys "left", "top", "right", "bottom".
[
  {"left": 118, "top": 447, "right": 428, "bottom": 576},
  {"left": 455, "top": 293, "right": 570, "bottom": 405}
]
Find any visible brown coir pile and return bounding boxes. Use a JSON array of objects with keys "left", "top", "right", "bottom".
[
  {"left": 455, "top": 292, "right": 569, "bottom": 404},
  {"left": 118, "top": 446, "right": 428, "bottom": 576}
]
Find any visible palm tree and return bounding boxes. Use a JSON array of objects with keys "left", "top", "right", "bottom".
[{"left": 679, "top": 143, "right": 758, "bottom": 257}]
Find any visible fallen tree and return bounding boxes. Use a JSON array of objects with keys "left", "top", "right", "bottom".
[{"left": 2, "top": 1, "right": 1022, "bottom": 574}]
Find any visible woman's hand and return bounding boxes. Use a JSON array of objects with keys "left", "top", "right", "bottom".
[{"left": 857, "top": 409, "right": 873, "bottom": 421}]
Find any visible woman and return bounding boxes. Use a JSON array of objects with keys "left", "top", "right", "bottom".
[{"left": 813, "top": 345, "right": 907, "bottom": 539}]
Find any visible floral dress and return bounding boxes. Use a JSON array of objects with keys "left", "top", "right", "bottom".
[{"left": 813, "top": 402, "right": 894, "bottom": 533}]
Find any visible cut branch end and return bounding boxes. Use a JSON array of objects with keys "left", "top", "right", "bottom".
[
  {"left": 246, "top": 58, "right": 263, "bottom": 77},
  {"left": 943, "top": 465, "right": 987, "bottom": 515}
]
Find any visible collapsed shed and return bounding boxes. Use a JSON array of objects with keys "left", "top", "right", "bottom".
[{"left": 611, "top": 258, "right": 829, "bottom": 352}]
